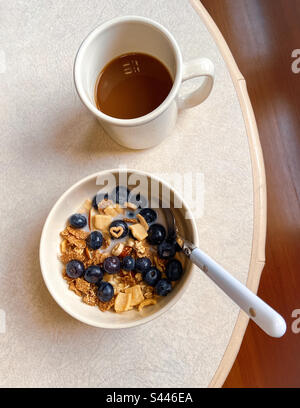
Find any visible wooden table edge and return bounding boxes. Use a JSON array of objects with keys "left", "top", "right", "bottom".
[{"left": 190, "top": 0, "right": 267, "bottom": 387}]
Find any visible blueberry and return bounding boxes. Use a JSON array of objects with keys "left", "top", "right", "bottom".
[
  {"left": 92, "top": 195, "right": 98, "bottom": 209},
  {"left": 92, "top": 192, "right": 109, "bottom": 209},
  {"left": 122, "top": 256, "right": 135, "bottom": 271},
  {"left": 84, "top": 265, "right": 104, "bottom": 284},
  {"left": 166, "top": 237, "right": 182, "bottom": 252},
  {"left": 109, "top": 220, "right": 129, "bottom": 239},
  {"left": 157, "top": 240, "right": 176, "bottom": 259},
  {"left": 111, "top": 185, "right": 130, "bottom": 204},
  {"left": 135, "top": 257, "right": 151, "bottom": 273},
  {"left": 97, "top": 281, "right": 114, "bottom": 302},
  {"left": 143, "top": 267, "right": 161, "bottom": 286},
  {"left": 139, "top": 208, "right": 157, "bottom": 224},
  {"left": 86, "top": 231, "right": 103, "bottom": 250},
  {"left": 166, "top": 259, "right": 183, "bottom": 281},
  {"left": 69, "top": 213, "right": 87, "bottom": 229},
  {"left": 103, "top": 256, "right": 121, "bottom": 274},
  {"left": 66, "top": 260, "right": 84, "bottom": 278},
  {"left": 128, "top": 192, "right": 148, "bottom": 209},
  {"left": 147, "top": 223, "right": 166, "bottom": 245},
  {"left": 155, "top": 279, "right": 172, "bottom": 296}
]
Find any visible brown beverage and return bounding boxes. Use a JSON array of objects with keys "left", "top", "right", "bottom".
[{"left": 95, "top": 52, "right": 173, "bottom": 119}]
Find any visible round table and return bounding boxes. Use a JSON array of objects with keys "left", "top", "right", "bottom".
[{"left": 0, "top": 0, "right": 266, "bottom": 387}]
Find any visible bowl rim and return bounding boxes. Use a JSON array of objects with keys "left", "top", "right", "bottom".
[{"left": 39, "top": 168, "right": 199, "bottom": 329}]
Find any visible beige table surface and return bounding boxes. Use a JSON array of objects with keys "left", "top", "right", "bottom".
[{"left": 0, "top": 0, "right": 260, "bottom": 387}]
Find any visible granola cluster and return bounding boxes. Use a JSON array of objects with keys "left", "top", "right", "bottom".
[{"left": 59, "top": 189, "right": 183, "bottom": 314}]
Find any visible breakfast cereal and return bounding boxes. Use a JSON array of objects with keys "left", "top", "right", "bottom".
[{"left": 59, "top": 186, "right": 184, "bottom": 313}]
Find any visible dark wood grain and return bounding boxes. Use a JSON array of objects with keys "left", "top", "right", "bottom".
[{"left": 200, "top": 0, "right": 300, "bottom": 387}]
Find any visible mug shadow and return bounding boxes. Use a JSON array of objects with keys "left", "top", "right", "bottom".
[{"left": 51, "top": 108, "right": 134, "bottom": 159}]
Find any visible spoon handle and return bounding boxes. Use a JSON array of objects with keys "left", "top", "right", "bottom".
[{"left": 189, "top": 247, "right": 286, "bottom": 338}]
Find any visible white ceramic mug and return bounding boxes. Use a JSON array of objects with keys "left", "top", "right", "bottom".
[{"left": 74, "top": 16, "right": 215, "bottom": 150}]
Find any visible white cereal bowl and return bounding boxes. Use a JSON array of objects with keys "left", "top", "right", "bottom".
[{"left": 39, "top": 169, "right": 198, "bottom": 329}]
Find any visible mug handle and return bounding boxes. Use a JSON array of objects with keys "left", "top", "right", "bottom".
[{"left": 177, "top": 57, "right": 215, "bottom": 110}]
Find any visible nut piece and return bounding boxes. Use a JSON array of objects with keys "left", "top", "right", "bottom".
[
  {"left": 125, "top": 285, "right": 144, "bottom": 306},
  {"left": 129, "top": 223, "right": 148, "bottom": 241},
  {"left": 111, "top": 242, "right": 125, "bottom": 256},
  {"left": 85, "top": 246, "right": 94, "bottom": 260},
  {"left": 93, "top": 214, "right": 112, "bottom": 231},
  {"left": 114, "top": 292, "right": 132, "bottom": 313},
  {"left": 138, "top": 298, "right": 157, "bottom": 311},
  {"left": 137, "top": 213, "right": 149, "bottom": 231},
  {"left": 134, "top": 241, "right": 145, "bottom": 256},
  {"left": 119, "top": 245, "right": 133, "bottom": 257},
  {"left": 110, "top": 225, "right": 124, "bottom": 239}
]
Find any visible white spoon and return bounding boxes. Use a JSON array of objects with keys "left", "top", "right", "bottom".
[{"left": 164, "top": 208, "right": 286, "bottom": 338}]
